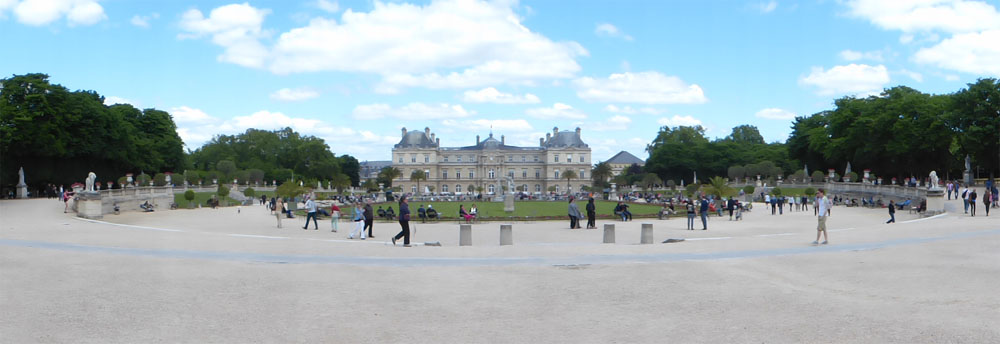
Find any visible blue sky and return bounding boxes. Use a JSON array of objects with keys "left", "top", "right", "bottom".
[{"left": 3, "top": 0, "right": 998, "bottom": 162}]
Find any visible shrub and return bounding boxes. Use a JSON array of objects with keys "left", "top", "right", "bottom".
[
  {"left": 804, "top": 187, "right": 816, "bottom": 196},
  {"left": 153, "top": 173, "right": 168, "bottom": 186},
  {"left": 217, "top": 185, "right": 230, "bottom": 205},
  {"left": 117, "top": 176, "right": 128, "bottom": 188},
  {"left": 770, "top": 187, "right": 783, "bottom": 196},
  {"left": 243, "top": 187, "right": 255, "bottom": 198},
  {"left": 184, "top": 190, "right": 196, "bottom": 208},
  {"left": 743, "top": 185, "right": 755, "bottom": 194},
  {"left": 811, "top": 171, "right": 826, "bottom": 183},
  {"left": 136, "top": 173, "right": 151, "bottom": 186}
]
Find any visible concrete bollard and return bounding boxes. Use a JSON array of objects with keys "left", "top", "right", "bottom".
[
  {"left": 460, "top": 224, "right": 472, "bottom": 246},
  {"left": 500, "top": 224, "right": 513, "bottom": 246},
  {"left": 603, "top": 223, "right": 615, "bottom": 244},
  {"left": 641, "top": 223, "right": 654, "bottom": 244}
]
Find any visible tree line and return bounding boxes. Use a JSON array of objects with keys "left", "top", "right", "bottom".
[{"left": 1, "top": 73, "right": 360, "bottom": 192}]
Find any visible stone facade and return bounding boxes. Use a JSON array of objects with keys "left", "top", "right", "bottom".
[{"left": 392, "top": 127, "right": 591, "bottom": 195}]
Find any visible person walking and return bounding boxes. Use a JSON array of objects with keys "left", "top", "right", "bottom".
[
  {"left": 302, "top": 195, "right": 319, "bottom": 230},
  {"left": 330, "top": 202, "right": 341, "bottom": 232},
  {"left": 686, "top": 201, "right": 696, "bottom": 230},
  {"left": 363, "top": 201, "right": 375, "bottom": 238},
  {"left": 274, "top": 197, "right": 284, "bottom": 228},
  {"left": 886, "top": 200, "right": 896, "bottom": 224},
  {"left": 699, "top": 195, "right": 709, "bottom": 230},
  {"left": 349, "top": 202, "right": 367, "bottom": 239},
  {"left": 813, "top": 189, "right": 831, "bottom": 245},
  {"left": 585, "top": 197, "right": 596, "bottom": 229},
  {"left": 567, "top": 196, "right": 583, "bottom": 229},
  {"left": 969, "top": 189, "right": 978, "bottom": 217},
  {"left": 392, "top": 195, "right": 412, "bottom": 246},
  {"left": 983, "top": 189, "right": 992, "bottom": 216},
  {"left": 962, "top": 185, "right": 970, "bottom": 213}
]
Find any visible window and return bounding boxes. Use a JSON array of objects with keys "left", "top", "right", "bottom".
[
  {"left": 424, "top": 169, "right": 429, "bottom": 176},
  {"left": 456, "top": 155, "right": 461, "bottom": 162},
  {"left": 580, "top": 155, "right": 586, "bottom": 163},
  {"left": 469, "top": 155, "right": 474, "bottom": 162},
  {"left": 521, "top": 155, "right": 526, "bottom": 162},
  {"left": 508, "top": 155, "right": 513, "bottom": 162},
  {"left": 554, "top": 169, "right": 560, "bottom": 179},
  {"left": 469, "top": 170, "right": 475, "bottom": 179},
  {"left": 522, "top": 169, "right": 527, "bottom": 178},
  {"left": 456, "top": 171, "right": 461, "bottom": 179},
  {"left": 580, "top": 169, "right": 585, "bottom": 179},
  {"left": 456, "top": 184, "right": 462, "bottom": 193},
  {"left": 444, "top": 155, "right": 449, "bottom": 162},
  {"left": 508, "top": 170, "right": 515, "bottom": 179},
  {"left": 468, "top": 184, "right": 474, "bottom": 193},
  {"left": 554, "top": 154, "right": 560, "bottom": 162},
  {"left": 442, "top": 185, "right": 448, "bottom": 193},
  {"left": 555, "top": 185, "right": 560, "bottom": 193},
  {"left": 442, "top": 170, "right": 448, "bottom": 179},
  {"left": 410, "top": 154, "right": 416, "bottom": 163},
  {"left": 411, "top": 185, "right": 417, "bottom": 193},
  {"left": 424, "top": 154, "right": 429, "bottom": 163},
  {"left": 533, "top": 155, "right": 539, "bottom": 162},
  {"left": 398, "top": 155, "right": 403, "bottom": 163},
  {"left": 521, "top": 184, "right": 527, "bottom": 192},
  {"left": 535, "top": 169, "right": 540, "bottom": 178},
  {"left": 488, "top": 169, "right": 495, "bottom": 179},
  {"left": 567, "top": 154, "right": 573, "bottom": 163},
  {"left": 488, "top": 184, "right": 495, "bottom": 194},
  {"left": 535, "top": 184, "right": 541, "bottom": 192}
]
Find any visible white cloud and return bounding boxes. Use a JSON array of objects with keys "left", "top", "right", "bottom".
[
  {"left": 838, "top": 49, "right": 883, "bottom": 62},
  {"left": 169, "top": 106, "right": 216, "bottom": 125},
  {"left": 657, "top": 115, "right": 702, "bottom": 127},
  {"left": 178, "top": 3, "right": 272, "bottom": 68},
  {"left": 130, "top": 13, "right": 158, "bottom": 28},
  {"left": 595, "top": 23, "right": 633, "bottom": 41},
  {"left": 4, "top": 0, "right": 106, "bottom": 26},
  {"left": 313, "top": 0, "right": 339, "bottom": 13},
  {"left": 757, "top": 1, "right": 777, "bottom": 14},
  {"left": 914, "top": 29, "right": 1000, "bottom": 76},
  {"left": 755, "top": 108, "right": 797, "bottom": 120},
  {"left": 604, "top": 104, "right": 661, "bottom": 115},
  {"left": 898, "top": 69, "right": 924, "bottom": 82},
  {"left": 269, "top": 87, "right": 320, "bottom": 101},
  {"left": 525, "top": 103, "right": 587, "bottom": 120},
  {"left": 103, "top": 96, "right": 138, "bottom": 107},
  {"left": 267, "top": 0, "right": 587, "bottom": 91},
  {"left": 799, "top": 64, "right": 890, "bottom": 96},
  {"left": 441, "top": 119, "right": 534, "bottom": 132},
  {"left": 461, "top": 87, "right": 540, "bottom": 104},
  {"left": 352, "top": 102, "right": 474, "bottom": 120},
  {"left": 591, "top": 115, "right": 632, "bottom": 131},
  {"left": 844, "top": 0, "right": 1000, "bottom": 34},
  {"left": 944, "top": 74, "right": 960, "bottom": 81},
  {"left": 573, "top": 71, "right": 708, "bottom": 104}
]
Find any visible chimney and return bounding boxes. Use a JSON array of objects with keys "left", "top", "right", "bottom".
[
  {"left": 476, "top": 135, "right": 480, "bottom": 144},
  {"left": 424, "top": 127, "right": 430, "bottom": 136},
  {"left": 553, "top": 127, "right": 559, "bottom": 135},
  {"left": 501, "top": 135, "right": 505, "bottom": 145},
  {"left": 540, "top": 138, "right": 544, "bottom": 146},
  {"left": 436, "top": 138, "right": 440, "bottom": 146},
  {"left": 430, "top": 133, "right": 435, "bottom": 141},
  {"left": 401, "top": 127, "right": 407, "bottom": 137},
  {"left": 576, "top": 127, "right": 581, "bottom": 136}
]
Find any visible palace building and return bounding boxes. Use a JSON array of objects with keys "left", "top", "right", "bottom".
[{"left": 391, "top": 126, "right": 592, "bottom": 195}]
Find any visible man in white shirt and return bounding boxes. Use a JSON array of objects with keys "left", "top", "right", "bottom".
[
  {"left": 962, "top": 185, "right": 970, "bottom": 213},
  {"left": 303, "top": 194, "right": 319, "bottom": 230},
  {"left": 813, "top": 189, "right": 831, "bottom": 245}
]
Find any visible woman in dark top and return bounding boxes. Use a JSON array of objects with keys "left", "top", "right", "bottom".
[
  {"left": 585, "top": 197, "right": 596, "bottom": 229},
  {"left": 886, "top": 200, "right": 895, "bottom": 224},
  {"left": 392, "top": 195, "right": 412, "bottom": 246}
]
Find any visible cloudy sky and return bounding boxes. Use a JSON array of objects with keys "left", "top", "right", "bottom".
[{"left": 2, "top": 0, "right": 998, "bottom": 162}]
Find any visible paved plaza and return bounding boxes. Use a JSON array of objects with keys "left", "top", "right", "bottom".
[{"left": 2, "top": 195, "right": 999, "bottom": 343}]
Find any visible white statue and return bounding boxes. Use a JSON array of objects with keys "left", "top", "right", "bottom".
[
  {"left": 85, "top": 172, "right": 97, "bottom": 192},
  {"left": 929, "top": 171, "right": 940, "bottom": 190},
  {"left": 17, "top": 167, "right": 26, "bottom": 186}
]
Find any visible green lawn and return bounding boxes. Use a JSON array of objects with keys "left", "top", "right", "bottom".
[{"left": 174, "top": 191, "right": 277, "bottom": 208}]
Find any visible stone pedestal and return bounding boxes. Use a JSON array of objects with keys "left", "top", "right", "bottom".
[
  {"left": 925, "top": 189, "right": 945, "bottom": 216},
  {"left": 640, "top": 223, "right": 654, "bottom": 244},
  {"left": 76, "top": 192, "right": 103, "bottom": 219},
  {"left": 603, "top": 223, "right": 615, "bottom": 244},
  {"left": 499, "top": 224, "right": 512, "bottom": 246},
  {"left": 503, "top": 195, "right": 514, "bottom": 212},
  {"left": 16, "top": 185, "right": 28, "bottom": 199},
  {"left": 459, "top": 224, "right": 472, "bottom": 246},
  {"left": 964, "top": 172, "right": 974, "bottom": 186}
]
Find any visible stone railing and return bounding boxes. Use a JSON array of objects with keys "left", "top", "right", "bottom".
[{"left": 775, "top": 183, "right": 928, "bottom": 200}]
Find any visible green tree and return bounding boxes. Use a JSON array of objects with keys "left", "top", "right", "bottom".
[
  {"left": 410, "top": 169, "right": 427, "bottom": 194},
  {"left": 948, "top": 78, "right": 1000, "bottom": 178},
  {"left": 330, "top": 173, "right": 351, "bottom": 193},
  {"left": 377, "top": 166, "right": 402, "bottom": 187},
  {"left": 591, "top": 161, "right": 613, "bottom": 190},
  {"left": 217, "top": 184, "right": 229, "bottom": 206},
  {"left": 742, "top": 185, "right": 755, "bottom": 195},
  {"left": 804, "top": 187, "right": 816, "bottom": 196},
  {"left": 153, "top": 173, "right": 168, "bottom": 186},
  {"left": 243, "top": 187, "right": 255, "bottom": 199},
  {"left": 811, "top": 170, "right": 826, "bottom": 183},
  {"left": 684, "top": 183, "right": 701, "bottom": 198},
  {"left": 361, "top": 179, "right": 379, "bottom": 192},
  {"left": 562, "top": 169, "right": 578, "bottom": 193},
  {"left": 216, "top": 160, "right": 237, "bottom": 180},
  {"left": 770, "top": 187, "right": 783, "bottom": 196},
  {"left": 275, "top": 182, "right": 306, "bottom": 199},
  {"left": 136, "top": 173, "right": 151, "bottom": 186},
  {"left": 727, "top": 166, "right": 745, "bottom": 182},
  {"left": 184, "top": 190, "right": 196, "bottom": 208},
  {"left": 703, "top": 176, "right": 734, "bottom": 198},
  {"left": 640, "top": 173, "right": 662, "bottom": 191},
  {"left": 724, "top": 124, "right": 765, "bottom": 144}
]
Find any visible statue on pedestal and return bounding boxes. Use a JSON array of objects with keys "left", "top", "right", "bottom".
[
  {"left": 16, "top": 167, "right": 28, "bottom": 199},
  {"left": 85, "top": 172, "right": 97, "bottom": 192},
  {"left": 929, "top": 171, "right": 940, "bottom": 190}
]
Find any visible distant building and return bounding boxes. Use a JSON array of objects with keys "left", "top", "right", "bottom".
[
  {"left": 606, "top": 151, "right": 645, "bottom": 176},
  {"left": 391, "top": 126, "right": 592, "bottom": 195},
  {"left": 359, "top": 160, "right": 392, "bottom": 183}
]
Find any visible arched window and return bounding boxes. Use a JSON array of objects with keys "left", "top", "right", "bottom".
[
  {"left": 535, "top": 184, "right": 541, "bottom": 192},
  {"left": 488, "top": 184, "right": 495, "bottom": 194},
  {"left": 442, "top": 185, "right": 448, "bottom": 193},
  {"left": 411, "top": 185, "right": 416, "bottom": 193},
  {"left": 488, "top": 169, "right": 495, "bottom": 179},
  {"left": 456, "top": 184, "right": 462, "bottom": 193},
  {"left": 521, "top": 184, "right": 527, "bottom": 192},
  {"left": 555, "top": 185, "right": 560, "bottom": 193}
]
